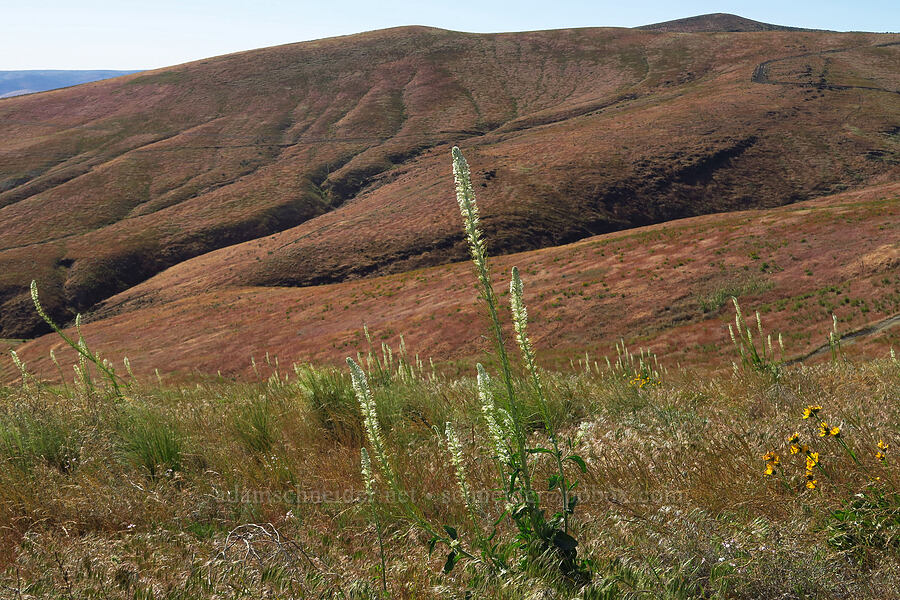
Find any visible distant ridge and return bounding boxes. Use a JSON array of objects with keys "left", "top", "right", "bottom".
[
  {"left": 638, "top": 13, "right": 820, "bottom": 33},
  {"left": 0, "top": 70, "right": 139, "bottom": 98}
]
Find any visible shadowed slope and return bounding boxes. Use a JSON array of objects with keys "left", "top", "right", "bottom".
[{"left": 1, "top": 26, "right": 898, "bottom": 339}]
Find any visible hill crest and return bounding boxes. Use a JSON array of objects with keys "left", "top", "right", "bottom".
[{"left": 637, "top": 13, "right": 818, "bottom": 33}]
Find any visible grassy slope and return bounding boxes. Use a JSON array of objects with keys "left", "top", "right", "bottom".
[
  {"left": 6, "top": 180, "right": 898, "bottom": 384},
  {"left": 0, "top": 27, "right": 898, "bottom": 338}
]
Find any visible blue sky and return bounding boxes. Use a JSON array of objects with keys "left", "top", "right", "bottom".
[{"left": 5, "top": 0, "right": 898, "bottom": 70}]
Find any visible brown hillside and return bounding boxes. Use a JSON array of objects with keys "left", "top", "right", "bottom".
[
  {"left": 6, "top": 181, "right": 898, "bottom": 384},
  {"left": 1, "top": 26, "right": 898, "bottom": 342},
  {"left": 638, "top": 13, "right": 815, "bottom": 33}
]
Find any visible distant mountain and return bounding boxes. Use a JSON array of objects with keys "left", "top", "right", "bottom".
[
  {"left": 0, "top": 70, "right": 139, "bottom": 98},
  {"left": 638, "top": 13, "right": 819, "bottom": 33}
]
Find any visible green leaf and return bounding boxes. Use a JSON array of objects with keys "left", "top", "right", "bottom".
[
  {"left": 493, "top": 507, "right": 510, "bottom": 528},
  {"left": 443, "top": 550, "right": 459, "bottom": 573},
  {"left": 526, "top": 447, "right": 554, "bottom": 455},
  {"left": 427, "top": 536, "right": 438, "bottom": 555},
  {"left": 443, "top": 525, "right": 458, "bottom": 540},
  {"left": 567, "top": 454, "right": 588, "bottom": 473},
  {"left": 552, "top": 530, "right": 578, "bottom": 554},
  {"left": 548, "top": 473, "right": 562, "bottom": 490}
]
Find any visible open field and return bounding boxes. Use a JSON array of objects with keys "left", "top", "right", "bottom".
[
  {"left": 0, "top": 348, "right": 898, "bottom": 598},
  {"left": 1, "top": 143, "right": 898, "bottom": 598},
  {"left": 1, "top": 15, "right": 899, "bottom": 598}
]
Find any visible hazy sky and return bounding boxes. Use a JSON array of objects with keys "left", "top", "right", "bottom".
[{"left": 4, "top": 0, "right": 898, "bottom": 70}]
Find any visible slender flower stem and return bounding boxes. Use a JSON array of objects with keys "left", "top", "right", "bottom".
[{"left": 452, "top": 147, "right": 537, "bottom": 515}]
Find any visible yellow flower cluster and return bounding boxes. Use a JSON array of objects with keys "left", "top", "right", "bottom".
[
  {"left": 804, "top": 451, "right": 819, "bottom": 489},
  {"left": 628, "top": 373, "right": 656, "bottom": 389},
  {"left": 769, "top": 403, "right": 890, "bottom": 492},
  {"left": 818, "top": 421, "right": 841, "bottom": 438},
  {"left": 801, "top": 405, "right": 822, "bottom": 419},
  {"left": 876, "top": 439, "right": 889, "bottom": 461},
  {"left": 763, "top": 451, "right": 780, "bottom": 476}
]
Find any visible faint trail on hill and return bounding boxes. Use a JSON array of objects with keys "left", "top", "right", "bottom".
[
  {"left": 786, "top": 312, "right": 900, "bottom": 365},
  {"left": 751, "top": 41, "right": 900, "bottom": 95}
]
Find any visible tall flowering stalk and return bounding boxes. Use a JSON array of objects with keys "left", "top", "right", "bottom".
[
  {"left": 477, "top": 363, "right": 512, "bottom": 471},
  {"left": 360, "top": 447, "right": 387, "bottom": 594},
  {"left": 347, "top": 356, "right": 475, "bottom": 572},
  {"left": 510, "top": 266, "right": 574, "bottom": 533},
  {"left": 346, "top": 147, "right": 589, "bottom": 582},
  {"left": 29, "top": 280, "right": 124, "bottom": 398},
  {"left": 9, "top": 350, "right": 29, "bottom": 390},
  {"left": 445, "top": 421, "right": 485, "bottom": 545},
  {"left": 452, "top": 147, "right": 588, "bottom": 582},
  {"left": 348, "top": 357, "right": 393, "bottom": 486},
  {"left": 451, "top": 147, "right": 534, "bottom": 505}
]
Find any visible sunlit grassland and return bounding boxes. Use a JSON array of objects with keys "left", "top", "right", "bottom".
[{"left": 0, "top": 355, "right": 897, "bottom": 598}]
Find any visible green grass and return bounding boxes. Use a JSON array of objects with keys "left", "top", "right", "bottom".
[{"left": 0, "top": 359, "right": 896, "bottom": 598}]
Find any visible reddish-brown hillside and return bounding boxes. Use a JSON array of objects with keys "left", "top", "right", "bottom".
[
  {"left": 1, "top": 25, "right": 898, "bottom": 341},
  {"left": 5, "top": 180, "right": 898, "bottom": 384}
]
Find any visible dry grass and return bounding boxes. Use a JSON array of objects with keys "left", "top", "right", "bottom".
[{"left": 0, "top": 352, "right": 897, "bottom": 598}]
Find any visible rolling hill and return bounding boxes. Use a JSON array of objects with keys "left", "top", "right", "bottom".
[{"left": 1, "top": 19, "right": 898, "bottom": 379}]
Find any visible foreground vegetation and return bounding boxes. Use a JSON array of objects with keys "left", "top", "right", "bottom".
[
  {"left": 0, "top": 354, "right": 897, "bottom": 598},
  {"left": 1, "top": 148, "right": 897, "bottom": 598}
]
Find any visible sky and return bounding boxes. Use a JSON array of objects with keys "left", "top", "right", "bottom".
[{"left": 4, "top": 0, "right": 899, "bottom": 70}]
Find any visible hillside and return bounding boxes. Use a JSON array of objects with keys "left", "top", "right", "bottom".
[
  {"left": 6, "top": 179, "right": 897, "bottom": 383},
  {"left": 0, "top": 70, "right": 138, "bottom": 98},
  {"left": 637, "top": 13, "right": 816, "bottom": 33},
  {"left": 1, "top": 25, "right": 898, "bottom": 344}
]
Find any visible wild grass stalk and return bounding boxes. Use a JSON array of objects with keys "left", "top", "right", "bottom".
[{"left": 30, "top": 280, "right": 127, "bottom": 399}]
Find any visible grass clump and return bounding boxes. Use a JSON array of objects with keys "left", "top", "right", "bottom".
[
  {"left": 117, "top": 406, "right": 182, "bottom": 479},
  {"left": 0, "top": 410, "right": 80, "bottom": 474},
  {"left": 232, "top": 394, "right": 279, "bottom": 455},
  {"left": 294, "top": 365, "right": 361, "bottom": 443}
]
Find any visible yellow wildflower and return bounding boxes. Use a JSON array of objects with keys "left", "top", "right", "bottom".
[
  {"left": 805, "top": 452, "right": 819, "bottom": 471},
  {"left": 878, "top": 440, "right": 889, "bottom": 451},
  {"left": 763, "top": 450, "right": 780, "bottom": 475},
  {"left": 802, "top": 405, "right": 822, "bottom": 419},
  {"left": 806, "top": 479, "right": 817, "bottom": 490},
  {"left": 876, "top": 451, "right": 886, "bottom": 461}
]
